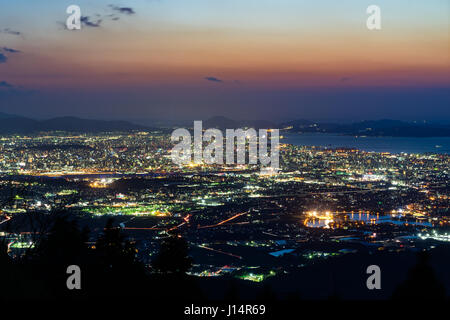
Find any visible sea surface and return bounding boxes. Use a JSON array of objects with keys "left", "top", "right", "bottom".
[{"left": 282, "top": 133, "right": 450, "bottom": 154}]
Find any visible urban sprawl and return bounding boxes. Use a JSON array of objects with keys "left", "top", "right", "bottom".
[{"left": 0, "top": 131, "right": 448, "bottom": 283}]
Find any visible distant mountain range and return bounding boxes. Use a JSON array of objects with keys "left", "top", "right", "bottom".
[
  {"left": 201, "top": 116, "right": 450, "bottom": 137},
  {"left": 0, "top": 113, "right": 148, "bottom": 134},
  {"left": 203, "top": 116, "right": 278, "bottom": 130},
  {"left": 0, "top": 113, "right": 449, "bottom": 137},
  {"left": 280, "top": 118, "right": 450, "bottom": 137}
]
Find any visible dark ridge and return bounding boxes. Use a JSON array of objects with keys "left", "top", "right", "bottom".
[
  {"left": 281, "top": 119, "right": 450, "bottom": 137},
  {"left": 0, "top": 114, "right": 150, "bottom": 134},
  {"left": 203, "top": 116, "right": 277, "bottom": 129}
]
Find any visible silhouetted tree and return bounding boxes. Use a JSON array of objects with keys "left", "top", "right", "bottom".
[
  {"left": 153, "top": 234, "right": 192, "bottom": 274},
  {"left": 0, "top": 238, "right": 12, "bottom": 289},
  {"left": 392, "top": 251, "right": 446, "bottom": 300},
  {"left": 92, "top": 218, "right": 148, "bottom": 297},
  {"left": 257, "top": 283, "right": 277, "bottom": 301},
  {"left": 33, "top": 216, "right": 89, "bottom": 294},
  {"left": 32, "top": 216, "right": 89, "bottom": 265},
  {"left": 95, "top": 218, "right": 140, "bottom": 270},
  {"left": 224, "top": 279, "right": 240, "bottom": 301}
]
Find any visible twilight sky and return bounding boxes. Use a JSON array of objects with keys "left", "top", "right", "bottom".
[{"left": 0, "top": 0, "right": 449, "bottom": 122}]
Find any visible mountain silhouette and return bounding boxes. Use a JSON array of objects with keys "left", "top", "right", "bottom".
[
  {"left": 203, "top": 116, "right": 277, "bottom": 129},
  {"left": 0, "top": 114, "right": 148, "bottom": 134},
  {"left": 281, "top": 119, "right": 450, "bottom": 137}
]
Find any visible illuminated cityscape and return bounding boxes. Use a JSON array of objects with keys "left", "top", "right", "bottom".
[
  {"left": 0, "top": 0, "right": 448, "bottom": 310},
  {"left": 1, "top": 131, "right": 448, "bottom": 292}
]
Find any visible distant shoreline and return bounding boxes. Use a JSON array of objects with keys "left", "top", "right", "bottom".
[{"left": 283, "top": 132, "right": 450, "bottom": 155}]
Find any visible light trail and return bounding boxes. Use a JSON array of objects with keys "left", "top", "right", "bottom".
[
  {"left": 0, "top": 215, "right": 11, "bottom": 225},
  {"left": 168, "top": 222, "right": 186, "bottom": 231},
  {"left": 124, "top": 226, "right": 164, "bottom": 230},
  {"left": 198, "top": 212, "right": 247, "bottom": 229},
  {"left": 198, "top": 244, "right": 242, "bottom": 259},
  {"left": 262, "top": 231, "right": 289, "bottom": 238},
  {"left": 123, "top": 214, "right": 191, "bottom": 232}
]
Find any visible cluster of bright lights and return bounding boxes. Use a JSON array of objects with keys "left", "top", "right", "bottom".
[
  {"left": 304, "top": 210, "right": 334, "bottom": 229},
  {"left": 306, "top": 210, "right": 333, "bottom": 220},
  {"left": 89, "top": 178, "right": 115, "bottom": 188},
  {"left": 238, "top": 270, "right": 276, "bottom": 283},
  {"left": 418, "top": 231, "right": 450, "bottom": 242}
]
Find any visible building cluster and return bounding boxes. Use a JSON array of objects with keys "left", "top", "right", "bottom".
[{"left": 1, "top": 132, "right": 449, "bottom": 280}]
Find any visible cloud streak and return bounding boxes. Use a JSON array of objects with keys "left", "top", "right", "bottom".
[
  {"left": 205, "top": 77, "right": 223, "bottom": 83},
  {"left": 80, "top": 16, "right": 102, "bottom": 28},
  {"left": 1, "top": 28, "right": 21, "bottom": 36},
  {"left": 109, "top": 5, "right": 136, "bottom": 15},
  {"left": 62, "top": 5, "right": 137, "bottom": 30},
  {"left": 2, "top": 47, "right": 21, "bottom": 53}
]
